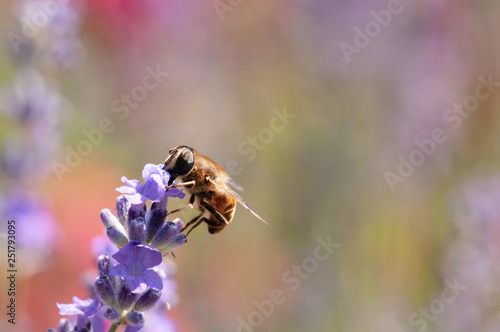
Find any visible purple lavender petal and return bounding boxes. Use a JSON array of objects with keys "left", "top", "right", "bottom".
[
  {"left": 127, "top": 193, "right": 145, "bottom": 205},
  {"left": 57, "top": 303, "right": 83, "bottom": 315},
  {"left": 141, "top": 174, "right": 165, "bottom": 202},
  {"left": 111, "top": 241, "right": 136, "bottom": 266},
  {"left": 78, "top": 298, "right": 101, "bottom": 317},
  {"left": 165, "top": 188, "right": 186, "bottom": 199},
  {"left": 116, "top": 186, "right": 137, "bottom": 195},
  {"left": 73, "top": 297, "right": 93, "bottom": 307},
  {"left": 142, "top": 163, "right": 163, "bottom": 181},
  {"left": 122, "top": 177, "right": 142, "bottom": 188},
  {"left": 116, "top": 176, "right": 142, "bottom": 194},
  {"left": 109, "top": 264, "right": 128, "bottom": 278},
  {"left": 141, "top": 269, "right": 164, "bottom": 291},
  {"left": 134, "top": 244, "right": 162, "bottom": 269},
  {"left": 157, "top": 164, "right": 172, "bottom": 186},
  {"left": 127, "top": 277, "right": 148, "bottom": 294},
  {"left": 112, "top": 241, "right": 162, "bottom": 270},
  {"left": 111, "top": 242, "right": 164, "bottom": 293},
  {"left": 57, "top": 297, "right": 101, "bottom": 317}
]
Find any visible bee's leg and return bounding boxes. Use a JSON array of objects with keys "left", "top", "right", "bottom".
[
  {"left": 185, "top": 217, "right": 207, "bottom": 237},
  {"left": 167, "top": 193, "right": 196, "bottom": 217},
  {"left": 167, "top": 204, "right": 193, "bottom": 216},
  {"left": 165, "top": 181, "right": 196, "bottom": 189},
  {"left": 200, "top": 201, "right": 229, "bottom": 225},
  {"left": 181, "top": 210, "right": 204, "bottom": 236}
]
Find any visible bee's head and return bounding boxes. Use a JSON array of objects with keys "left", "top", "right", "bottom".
[{"left": 163, "top": 145, "right": 195, "bottom": 177}]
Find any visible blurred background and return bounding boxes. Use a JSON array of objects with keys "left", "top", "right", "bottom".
[{"left": 1, "top": 0, "right": 500, "bottom": 331}]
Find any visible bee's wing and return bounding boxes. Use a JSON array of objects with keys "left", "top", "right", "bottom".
[
  {"left": 222, "top": 176, "right": 244, "bottom": 192},
  {"left": 207, "top": 177, "right": 272, "bottom": 229}
]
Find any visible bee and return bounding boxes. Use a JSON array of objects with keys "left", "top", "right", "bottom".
[{"left": 163, "top": 145, "right": 272, "bottom": 235}]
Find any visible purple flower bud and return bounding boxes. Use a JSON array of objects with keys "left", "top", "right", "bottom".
[
  {"left": 116, "top": 195, "right": 130, "bottom": 226},
  {"left": 129, "top": 203, "right": 146, "bottom": 223},
  {"left": 125, "top": 311, "right": 144, "bottom": 326},
  {"left": 106, "top": 225, "right": 129, "bottom": 248},
  {"left": 150, "top": 221, "right": 177, "bottom": 249},
  {"left": 103, "top": 307, "right": 121, "bottom": 323},
  {"left": 173, "top": 218, "right": 184, "bottom": 232},
  {"left": 117, "top": 282, "right": 139, "bottom": 311},
  {"left": 47, "top": 328, "right": 56, "bottom": 332},
  {"left": 145, "top": 207, "right": 167, "bottom": 242},
  {"left": 159, "top": 233, "right": 187, "bottom": 255},
  {"left": 94, "top": 276, "right": 115, "bottom": 307},
  {"left": 97, "top": 254, "right": 110, "bottom": 276},
  {"left": 57, "top": 318, "right": 71, "bottom": 332},
  {"left": 129, "top": 218, "right": 146, "bottom": 242},
  {"left": 75, "top": 315, "right": 91, "bottom": 332},
  {"left": 101, "top": 209, "right": 125, "bottom": 230},
  {"left": 133, "top": 289, "right": 162, "bottom": 312}
]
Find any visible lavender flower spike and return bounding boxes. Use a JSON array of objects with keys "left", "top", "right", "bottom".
[{"left": 51, "top": 163, "right": 187, "bottom": 331}]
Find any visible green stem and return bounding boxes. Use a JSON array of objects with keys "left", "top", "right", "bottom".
[{"left": 108, "top": 323, "right": 119, "bottom": 332}]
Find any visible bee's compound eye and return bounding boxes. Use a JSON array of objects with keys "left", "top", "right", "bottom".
[{"left": 175, "top": 148, "right": 194, "bottom": 176}]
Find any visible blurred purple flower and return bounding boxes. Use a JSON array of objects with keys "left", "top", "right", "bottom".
[
  {"left": 91, "top": 235, "right": 119, "bottom": 260},
  {"left": 1, "top": 191, "right": 59, "bottom": 251},
  {"left": 0, "top": 68, "right": 64, "bottom": 180},
  {"left": 109, "top": 241, "right": 163, "bottom": 293},
  {"left": 48, "top": 1, "right": 81, "bottom": 36},
  {"left": 155, "top": 264, "right": 179, "bottom": 308},
  {"left": 51, "top": 38, "right": 83, "bottom": 69},
  {"left": 13, "top": 0, "right": 84, "bottom": 69},
  {"left": 128, "top": 308, "right": 176, "bottom": 332},
  {"left": 1, "top": 68, "right": 61, "bottom": 123},
  {"left": 49, "top": 2, "right": 84, "bottom": 68},
  {"left": 439, "top": 175, "right": 500, "bottom": 331}
]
